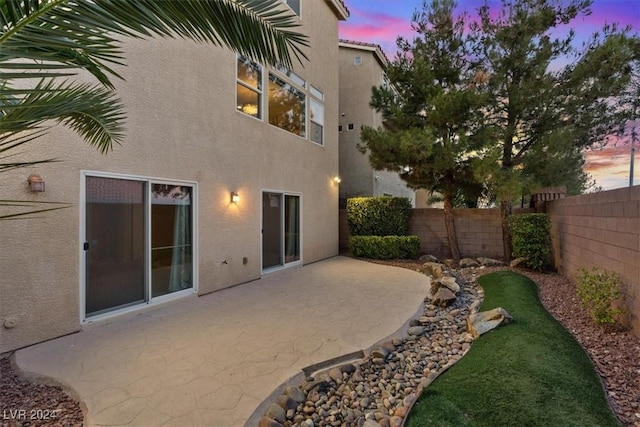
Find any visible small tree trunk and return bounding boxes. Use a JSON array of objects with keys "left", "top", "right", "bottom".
[
  {"left": 501, "top": 199, "right": 512, "bottom": 261},
  {"left": 443, "top": 194, "right": 461, "bottom": 263}
]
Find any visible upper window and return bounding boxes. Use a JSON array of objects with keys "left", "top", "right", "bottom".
[
  {"left": 309, "top": 86, "right": 324, "bottom": 145},
  {"left": 354, "top": 56, "right": 363, "bottom": 66},
  {"left": 278, "top": 66, "right": 306, "bottom": 88},
  {"left": 269, "top": 73, "right": 306, "bottom": 137},
  {"left": 310, "top": 85, "right": 323, "bottom": 101},
  {"left": 283, "top": 0, "right": 301, "bottom": 16},
  {"left": 236, "top": 56, "right": 326, "bottom": 144},
  {"left": 236, "top": 57, "right": 262, "bottom": 118}
]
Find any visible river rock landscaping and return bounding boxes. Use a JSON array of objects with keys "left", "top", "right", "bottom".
[{"left": 258, "top": 258, "right": 491, "bottom": 427}]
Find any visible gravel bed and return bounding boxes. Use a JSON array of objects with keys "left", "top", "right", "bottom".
[
  {"left": 0, "top": 357, "right": 83, "bottom": 427},
  {"left": 522, "top": 268, "right": 640, "bottom": 427}
]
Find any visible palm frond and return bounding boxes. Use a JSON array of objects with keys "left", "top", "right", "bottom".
[
  {"left": 1, "top": 79, "right": 126, "bottom": 152},
  {"left": 1, "top": 0, "right": 308, "bottom": 88}
]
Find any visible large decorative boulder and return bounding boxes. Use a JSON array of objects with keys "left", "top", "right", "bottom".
[
  {"left": 439, "top": 276, "right": 460, "bottom": 293},
  {"left": 431, "top": 287, "right": 457, "bottom": 307},
  {"left": 420, "top": 262, "right": 444, "bottom": 279},
  {"left": 430, "top": 276, "right": 460, "bottom": 295},
  {"left": 467, "top": 307, "right": 513, "bottom": 338}
]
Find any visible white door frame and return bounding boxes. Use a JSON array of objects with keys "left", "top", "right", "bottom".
[
  {"left": 79, "top": 170, "right": 199, "bottom": 323},
  {"left": 260, "top": 189, "right": 303, "bottom": 273}
]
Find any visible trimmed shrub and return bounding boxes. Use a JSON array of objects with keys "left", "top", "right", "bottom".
[
  {"left": 509, "top": 213, "right": 551, "bottom": 271},
  {"left": 347, "top": 196, "right": 411, "bottom": 236},
  {"left": 350, "top": 236, "right": 420, "bottom": 260},
  {"left": 576, "top": 267, "right": 627, "bottom": 325}
]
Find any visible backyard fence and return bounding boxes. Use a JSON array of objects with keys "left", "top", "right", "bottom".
[{"left": 339, "top": 185, "right": 640, "bottom": 336}]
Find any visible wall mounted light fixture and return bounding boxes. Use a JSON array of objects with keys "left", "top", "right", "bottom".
[
  {"left": 333, "top": 176, "right": 342, "bottom": 184},
  {"left": 27, "top": 174, "right": 45, "bottom": 192},
  {"left": 231, "top": 191, "right": 240, "bottom": 203}
]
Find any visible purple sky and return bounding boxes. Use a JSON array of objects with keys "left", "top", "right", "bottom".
[{"left": 338, "top": 0, "right": 640, "bottom": 190}]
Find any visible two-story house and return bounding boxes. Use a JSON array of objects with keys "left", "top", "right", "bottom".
[
  {"left": 0, "top": 0, "right": 349, "bottom": 354},
  {"left": 337, "top": 40, "right": 415, "bottom": 207}
]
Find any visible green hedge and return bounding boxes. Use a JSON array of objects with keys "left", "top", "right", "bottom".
[
  {"left": 347, "top": 196, "right": 412, "bottom": 236},
  {"left": 350, "top": 236, "right": 420, "bottom": 260},
  {"left": 510, "top": 213, "right": 552, "bottom": 271}
]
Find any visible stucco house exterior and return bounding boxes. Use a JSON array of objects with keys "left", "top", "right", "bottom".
[
  {"left": 337, "top": 40, "right": 415, "bottom": 207},
  {"left": 0, "top": 0, "right": 349, "bottom": 354}
]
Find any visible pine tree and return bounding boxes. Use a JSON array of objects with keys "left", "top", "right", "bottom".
[{"left": 360, "top": 0, "right": 488, "bottom": 263}]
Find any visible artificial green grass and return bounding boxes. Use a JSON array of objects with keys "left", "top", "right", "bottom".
[{"left": 405, "top": 271, "right": 619, "bottom": 427}]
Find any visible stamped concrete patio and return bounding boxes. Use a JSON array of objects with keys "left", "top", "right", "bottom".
[{"left": 15, "top": 256, "right": 429, "bottom": 427}]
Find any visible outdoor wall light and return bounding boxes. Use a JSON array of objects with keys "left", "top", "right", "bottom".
[
  {"left": 27, "top": 174, "right": 45, "bottom": 192},
  {"left": 333, "top": 176, "right": 342, "bottom": 184},
  {"left": 231, "top": 191, "right": 240, "bottom": 204}
]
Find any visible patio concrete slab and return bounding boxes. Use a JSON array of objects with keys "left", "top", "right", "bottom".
[{"left": 15, "top": 256, "right": 429, "bottom": 426}]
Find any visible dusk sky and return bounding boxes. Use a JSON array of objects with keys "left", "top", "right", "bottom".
[{"left": 338, "top": 0, "right": 640, "bottom": 190}]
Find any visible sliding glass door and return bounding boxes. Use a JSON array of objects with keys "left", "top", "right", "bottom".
[
  {"left": 85, "top": 177, "right": 146, "bottom": 315},
  {"left": 84, "top": 175, "right": 195, "bottom": 319},
  {"left": 284, "top": 195, "right": 300, "bottom": 263},
  {"left": 151, "top": 184, "right": 193, "bottom": 298},
  {"left": 262, "top": 191, "right": 300, "bottom": 270}
]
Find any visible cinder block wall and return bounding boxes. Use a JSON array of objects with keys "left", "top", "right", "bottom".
[
  {"left": 548, "top": 186, "right": 640, "bottom": 334},
  {"left": 339, "top": 207, "right": 532, "bottom": 259},
  {"left": 453, "top": 209, "right": 505, "bottom": 259},
  {"left": 408, "top": 209, "right": 507, "bottom": 259}
]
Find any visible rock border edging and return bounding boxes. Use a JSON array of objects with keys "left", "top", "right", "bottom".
[{"left": 252, "top": 257, "right": 505, "bottom": 427}]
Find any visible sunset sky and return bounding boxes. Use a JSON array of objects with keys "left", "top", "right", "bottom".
[{"left": 338, "top": 0, "right": 640, "bottom": 190}]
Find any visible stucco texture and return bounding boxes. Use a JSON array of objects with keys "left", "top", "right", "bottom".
[{"left": 1, "top": 1, "right": 342, "bottom": 353}]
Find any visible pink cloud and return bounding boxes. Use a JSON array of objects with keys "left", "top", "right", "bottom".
[
  {"left": 339, "top": 5, "right": 413, "bottom": 57},
  {"left": 585, "top": 140, "right": 635, "bottom": 171}
]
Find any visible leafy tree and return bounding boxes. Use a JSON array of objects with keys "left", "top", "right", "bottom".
[
  {"left": 470, "top": 0, "right": 639, "bottom": 258},
  {"left": 360, "top": 0, "right": 488, "bottom": 262},
  {"left": 1, "top": 0, "right": 308, "bottom": 218},
  {"left": 520, "top": 129, "right": 599, "bottom": 196}
]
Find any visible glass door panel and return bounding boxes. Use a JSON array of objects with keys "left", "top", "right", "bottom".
[
  {"left": 151, "top": 184, "right": 193, "bottom": 297},
  {"left": 262, "top": 192, "right": 283, "bottom": 269},
  {"left": 285, "top": 195, "right": 300, "bottom": 263},
  {"left": 262, "top": 192, "right": 300, "bottom": 270},
  {"left": 85, "top": 177, "right": 146, "bottom": 316}
]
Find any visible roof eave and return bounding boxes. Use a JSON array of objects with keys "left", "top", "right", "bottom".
[
  {"left": 338, "top": 40, "right": 389, "bottom": 68},
  {"left": 325, "top": 0, "right": 349, "bottom": 21}
]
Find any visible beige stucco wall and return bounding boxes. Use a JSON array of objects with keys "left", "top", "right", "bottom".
[
  {"left": 0, "top": 2, "right": 342, "bottom": 353},
  {"left": 337, "top": 45, "right": 414, "bottom": 203}
]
